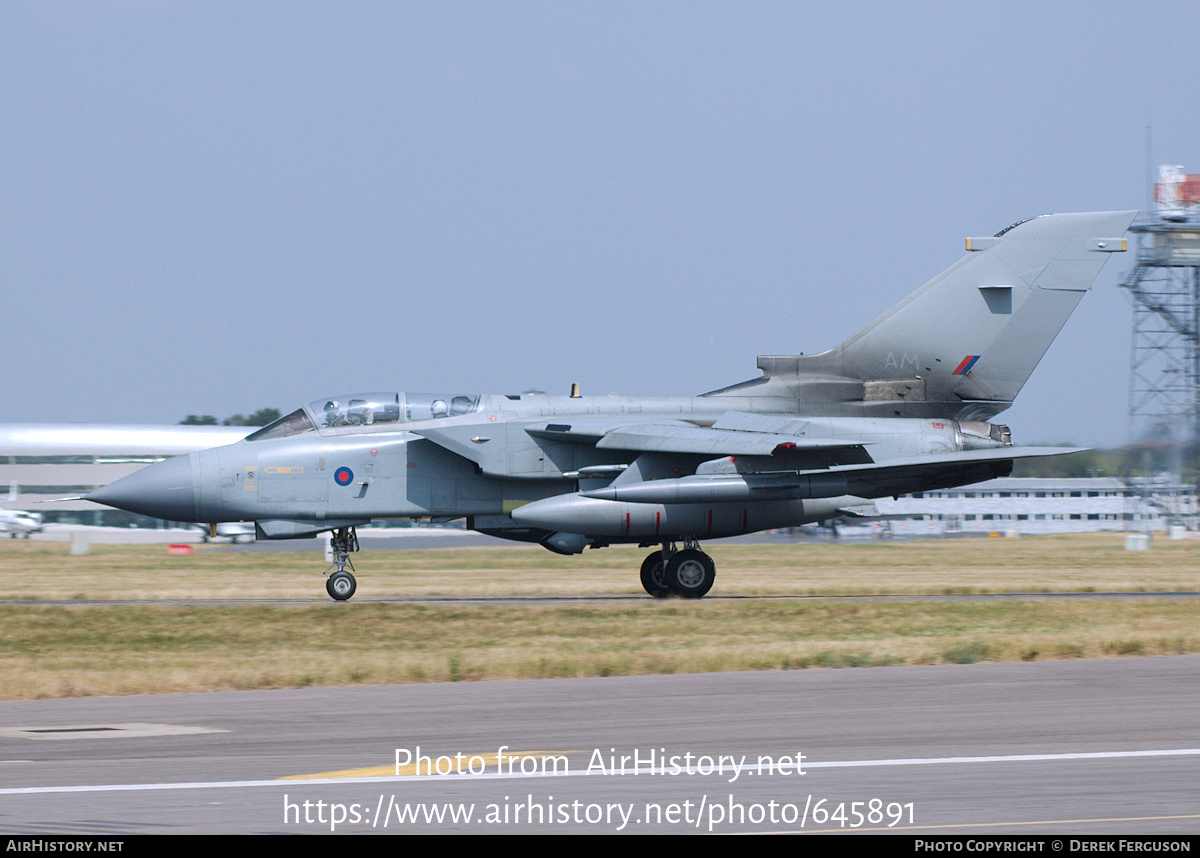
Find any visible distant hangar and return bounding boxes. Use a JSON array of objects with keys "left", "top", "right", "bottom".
[{"left": 0, "top": 424, "right": 247, "bottom": 527}]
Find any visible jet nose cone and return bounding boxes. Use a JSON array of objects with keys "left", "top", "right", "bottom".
[{"left": 87, "top": 454, "right": 199, "bottom": 522}]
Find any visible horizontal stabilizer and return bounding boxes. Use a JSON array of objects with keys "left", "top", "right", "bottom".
[{"left": 820, "top": 445, "right": 1085, "bottom": 500}]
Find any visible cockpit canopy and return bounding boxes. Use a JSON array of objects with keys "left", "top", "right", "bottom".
[{"left": 245, "top": 392, "right": 482, "bottom": 442}]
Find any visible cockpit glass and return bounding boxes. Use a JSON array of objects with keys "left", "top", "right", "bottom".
[
  {"left": 404, "top": 393, "right": 481, "bottom": 422},
  {"left": 310, "top": 393, "right": 402, "bottom": 429},
  {"left": 245, "top": 408, "right": 317, "bottom": 442},
  {"left": 261, "top": 392, "right": 484, "bottom": 437}
]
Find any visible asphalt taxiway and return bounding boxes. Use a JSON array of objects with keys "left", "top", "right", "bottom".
[{"left": 2, "top": 656, "right": 1198, "bottom": 834}]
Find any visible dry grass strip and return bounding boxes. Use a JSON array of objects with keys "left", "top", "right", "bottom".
[{"left": 1, "top": 533, "right": 1197, "bottom": 699}]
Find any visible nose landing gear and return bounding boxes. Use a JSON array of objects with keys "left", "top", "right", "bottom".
[{"left": 324, "top": 526, "right": 359, "bottom": 601}]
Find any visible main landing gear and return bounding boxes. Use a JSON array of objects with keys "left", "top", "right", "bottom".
[
  {"left": 325, "top": 526, "right": 359, "bottom": 601},
  {"left": 640, "top": 541, "right": 715, "bottom": 599}
]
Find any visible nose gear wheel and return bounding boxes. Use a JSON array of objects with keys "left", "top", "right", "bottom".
[{"left": 324, "top": 526, "right": 359, "bottom": 601}]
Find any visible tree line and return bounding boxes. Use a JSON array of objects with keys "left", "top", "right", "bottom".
[{"left": 179, "top": 408, "right": 282, "bottom": 427}]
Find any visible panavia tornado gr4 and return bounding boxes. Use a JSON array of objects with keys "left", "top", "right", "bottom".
[{"left": 88, "top": 211, "right": 1136, "bottom": 600}]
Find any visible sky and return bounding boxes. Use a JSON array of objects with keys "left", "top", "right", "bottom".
[{"left": 2, "top": 1, "right": 1199, "bottom": 445}]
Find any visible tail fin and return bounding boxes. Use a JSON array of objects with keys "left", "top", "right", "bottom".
[{"left": 719, "top": 211, "right": 1136, "bottom": 420}]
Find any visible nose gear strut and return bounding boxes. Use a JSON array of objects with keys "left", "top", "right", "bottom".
[{"left": 325, "top": 526, "right": 359, "bottom": 601}]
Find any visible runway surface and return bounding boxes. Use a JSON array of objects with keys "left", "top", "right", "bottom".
[{"left": 2, "top": 656, "right": 1198, "bottom": 834}]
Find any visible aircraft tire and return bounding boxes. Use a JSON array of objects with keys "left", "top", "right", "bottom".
[
  {"left": 639, "top": 552, "right": 672, "bottom": 598},
  {"left": 665, "top": 549, "right": 715, "bottom": 599},
  {"left": 327, "top": 571, "right": 357, "bottom": 601}
]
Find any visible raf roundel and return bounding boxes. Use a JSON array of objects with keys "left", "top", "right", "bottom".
[{"left": 334, "top": 467, "right": 354, "bottom": 486}]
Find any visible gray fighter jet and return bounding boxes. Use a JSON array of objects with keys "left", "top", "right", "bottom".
[{"left": 88, "top": 211, "right": 1135, "bottom": 600}]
